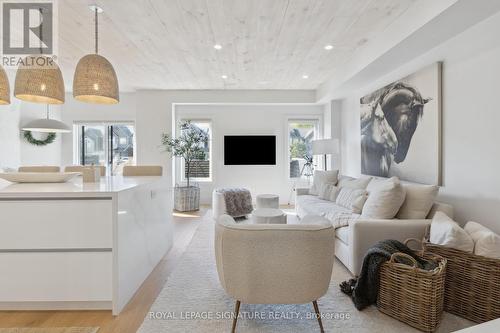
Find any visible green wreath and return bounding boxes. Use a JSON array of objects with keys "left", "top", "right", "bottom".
[{"left": 23, "top": 131, "right": 56, "bottom": 146}]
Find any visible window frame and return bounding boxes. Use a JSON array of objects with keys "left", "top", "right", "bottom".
[
  {"left": 286, "top": 117, "right": 322, "bottom": 180},
  {"left": 72, "top": 121, "right": 136, "bottom": 175},
  {"left": 178, "top": 119, "right": 213, "bottom": 183}
]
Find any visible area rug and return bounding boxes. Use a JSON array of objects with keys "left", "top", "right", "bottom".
[
  {"left": 0, "top": 329, "right": 98, "bottom": 333},
  {"left": 138, "top": 212, "right": 475, "bottom": 332}
]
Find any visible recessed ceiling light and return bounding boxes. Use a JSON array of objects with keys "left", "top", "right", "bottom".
[
  {"left": 302, "top": 75, "right": 309, "bottom": 79},
  {"left": 214, "top": 44, "right": 222, "bottom": 50},
  {"left": 221, "top": 75, "right": 228, "bottom": 79},
  {"left": 324, "top": 44, "right": 334, "bottom": 50}
]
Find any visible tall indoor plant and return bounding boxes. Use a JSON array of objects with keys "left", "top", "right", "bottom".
[{"left": 161, "top": 120, "right": 209, "bottom": 211}]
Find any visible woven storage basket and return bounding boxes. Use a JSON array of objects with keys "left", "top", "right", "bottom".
[
  {"left": 422, "top": 238, "right": 500, "bottom": 323},
  {"left": 377, "top": 244, "right": 447, "bottom": 332},
  {"left": 174, "top": 185, "right": 200, "bottom": 212}
]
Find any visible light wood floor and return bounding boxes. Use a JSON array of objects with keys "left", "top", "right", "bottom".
[{"left": 0, "top": 207, "right": 207, "bottom": 332}]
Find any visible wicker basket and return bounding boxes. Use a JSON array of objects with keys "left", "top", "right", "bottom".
[
  {"left": 422, "top": 239, "right": 500, "bottom": 323},
  {"left": 377, "top": 246, "right": 447, "bottom": 332},
  {"left": 174, "top": 185, "right": 200, "bottom": 212}
]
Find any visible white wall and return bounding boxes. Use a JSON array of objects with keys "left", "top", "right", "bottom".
[
  {"left": 334, "top": 11, "right": 500, "bottom": 233},
  {"left": 60, "top": 93, "right": 137, "bottom": 167},
  {"left": 0, "top": 70, "right": 62, "bottom": 170},
  {"left": 175, "top": 104, "right": 324, "bottom": 204},
  {"left": 60, "top": 90, "right": 317, "bottom": 192}
]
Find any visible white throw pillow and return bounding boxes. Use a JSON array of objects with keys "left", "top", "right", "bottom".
[
  {"left": 430, "top": 212, "right": 474, "bottom": 252},
  {"left": 318, "top": 183, "right": 338, "bottom": 201},
  {"left": 397, "top": 184, "right": 439, "bottom": 219},
  {"left": 309, "top": 170, "right": 339, "bottom": 195},
  {"left": 336, "top": 188, "right": 368, "bottom": 214},
  {"left": 337, "top": 175, "right": 372, "bottom": 190},
  {"left": 464, "top": 221, "right": 500, "bottom": 259},
  {"left": 361, "top": 177, "right": 406, "bottom": 219},
  {"left": 328, "top": 186, "right": 341, "bottom": 202}
]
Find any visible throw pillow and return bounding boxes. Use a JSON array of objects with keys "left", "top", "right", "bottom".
[
  {"left": 309, "top": 170, "right": 339, "bottom": 195},
  {"left": 336, "top": 187, "right": 368, "bottom": 214},
  {"left": 397, "top": 184, "right": 439, "bottom": 219},
  {"left": 464, "top": 221, "right": 500, "bottom": 259},
  {"left": 318, "top": 183, "right": 338, "bottom": 201},
  {"left": 337, "top": 175, "right": 372, "bottom": 190},
  {"left": 430, "top": 212, "right": 474, "bottom": 252},
  {"left": 361, "top": 177, "right": 406, "bottom": 219}
]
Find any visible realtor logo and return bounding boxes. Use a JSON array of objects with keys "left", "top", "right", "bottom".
[{"left": 1, "top": 0, "right": 58, "bottom": 67}]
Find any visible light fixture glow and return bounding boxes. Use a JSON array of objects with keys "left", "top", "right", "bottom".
[
  {"left": 221, "top": 75, "right": 228, "bottom": 79},
  {"left": 302, "top": 75, "right": 309, "bottom": 79},
  {"left": 14, "top": 56, "right": 65, "bottom": 104},
  {"left": 13, "top": 7, "right": 65, "bottom": 105},
  {"left": 324, "top": 45, "right": 334, "bottom": 50},
  {"left": 73, "top": 5, "right": 119, "bottom": 104},
  {"left": 213, "top": 44, "right": 222, "bottom": 50}
]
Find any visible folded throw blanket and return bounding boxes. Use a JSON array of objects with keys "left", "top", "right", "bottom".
[
  {"left": 218, "top": 188, "right": 253, "bottom": 217},
  {"left": 340, "top": 239, "right": 437, "bottom": 310}
]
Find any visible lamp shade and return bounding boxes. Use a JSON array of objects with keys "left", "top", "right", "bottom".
[
  {"left": 73, "top": 54, "right": 119, "bottom": 104},
  {"left": 14, "top": 56, "right": 65, "bottom": 104},
  {"left": 0, "top": 66, "right": 10, "bottom": 105},
  {"left": 312, "top": 138, "right": 339, "bottom": 155},
  {"left": 22, "top": 118, "right": 71, "bottom": 133}
]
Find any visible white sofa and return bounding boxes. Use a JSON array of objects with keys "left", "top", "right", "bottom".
[{"left": 296, "top": 186, "right": 453, "bottom": 276}]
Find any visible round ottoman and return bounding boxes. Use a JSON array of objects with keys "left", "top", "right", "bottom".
[
  {"left": 256, "top": 194, "right": 279, "bottom": 209},
  {"left": 252, "top": 208, "right": 287, "bottom": 224}
]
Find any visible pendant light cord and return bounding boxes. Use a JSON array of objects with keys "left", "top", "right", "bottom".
[
  {"left": 95, "top": 7, "right": 98, "bottom": 54},
  {"left": 39, "top": 8, "right": 43, "bottom": 55}
]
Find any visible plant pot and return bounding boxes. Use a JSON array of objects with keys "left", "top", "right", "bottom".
[{"left": 174, "top": 185, "right": 200, "bottom": 212}]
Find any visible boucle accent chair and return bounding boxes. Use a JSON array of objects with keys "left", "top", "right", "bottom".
[
  {"left": 122, "top": 165, "right": 163, "bottom": 176},
  {"left": 215, "top": 215, "right": 335, "bottom": 333}
]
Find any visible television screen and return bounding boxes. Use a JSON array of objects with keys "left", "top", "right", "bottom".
[{"left": 224, "top": 135, "right": 276, "bottom": 165}]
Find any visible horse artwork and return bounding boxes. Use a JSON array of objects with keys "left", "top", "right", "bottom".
[{"left": 360, "top": 63, "right": 442, "bottom": 185}]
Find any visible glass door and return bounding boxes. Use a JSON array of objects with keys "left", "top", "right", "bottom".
[{"left": 75, "top": 123, "right": 136, "bottom": 175}]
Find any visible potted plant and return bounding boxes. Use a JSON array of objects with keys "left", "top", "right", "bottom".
[{"left": 161, "top": 120, "right": 209, "bottom": 211}]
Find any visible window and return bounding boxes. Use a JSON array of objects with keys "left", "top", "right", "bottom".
[
  {"left": 74, "top": 123, "right": 136, "bottom": 175},
  {"left": 181, "top": 120, "right": 211, "bottom": 181},
  {"left": 288, "top": 119, "right": 319, "bottom": 178}
]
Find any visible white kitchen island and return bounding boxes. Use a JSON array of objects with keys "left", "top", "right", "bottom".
[{"left": 0, "top": 176, "right": 173, "bottom": 315}]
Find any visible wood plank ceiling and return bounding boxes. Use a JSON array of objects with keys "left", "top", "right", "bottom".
[{"left": 57, "top": 0, "right": 416, "bottom": 91}]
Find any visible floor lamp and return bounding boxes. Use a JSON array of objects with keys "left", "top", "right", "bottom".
[{"left": 312, "top": 138, "right": 339, "bottom": 170}]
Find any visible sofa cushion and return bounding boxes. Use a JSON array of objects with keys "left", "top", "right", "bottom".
[
  {"left": 337, "top": 175, "right": 372, "bottom": 190},
  {"left": 362, "top": 177, "right": 406, "bottom": 219},
  {"left": 318, "top": 183, "right": 339, "bottom": 201},
  {"left": 397, "top": 184, "right": 439, "bottom": 219},
  {"left": 464, "top": 221, "right": 500, "bottom": 259},
  {"left": 296, "top": 195, "right": 349, "bottom": 217},
  {"left": 335, "top": 188, "right": 368, "bottom": 214},
  {"left": 336, "top": 226, "right": 349, "bottom": 245},
  {"left": 430, "top": 212, "right": 474, "bottom": 252},
  {"left": 310, "top": 170, "right": 339, "bottom": 195}
]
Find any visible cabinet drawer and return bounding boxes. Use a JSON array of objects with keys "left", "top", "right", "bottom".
[
  {"left": 0, "top": 251, "right": 112, "bottom": 302},
  {"left": 0, "top": 199, "right": 113, "bottom": 249}
]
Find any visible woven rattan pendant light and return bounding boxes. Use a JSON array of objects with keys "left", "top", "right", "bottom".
[
  {"left": 14, "top": 8, "right": 65, "bottom": 104},
  {"left": 0, "top": 66, "right": 10, "bottom": 105},
  {"left": 73, "top": 5, "right": 119, "bottom": 104}
]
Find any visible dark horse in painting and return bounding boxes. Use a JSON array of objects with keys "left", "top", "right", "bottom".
[{"left": 361, "top": 82, "right": 430, "bottom": 177}]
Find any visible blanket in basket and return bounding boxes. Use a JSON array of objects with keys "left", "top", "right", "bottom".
[
  {"left": 218, "top": 188, "right": 253, "bottom": 217},
  {"left": 340, "top": 239, "right": 437, "bottom": 310}
]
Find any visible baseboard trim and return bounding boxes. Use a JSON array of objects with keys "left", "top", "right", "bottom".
[{"left": 0, "top": 301, "right": 112, "bottom": 311}]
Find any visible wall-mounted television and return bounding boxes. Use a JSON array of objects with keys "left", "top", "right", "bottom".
[{"left": 224, "top": 135, "right": 276, "bottom": 165}]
